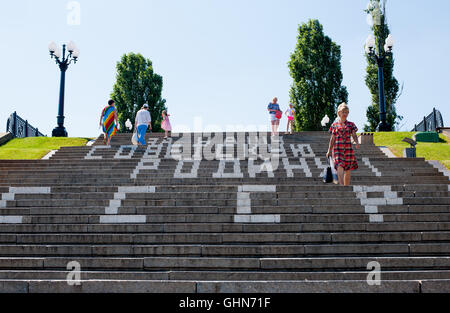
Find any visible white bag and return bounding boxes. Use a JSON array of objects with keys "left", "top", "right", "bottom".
[
  {"left": 329, "top": 157, "right": 339, "bottom": 184},
  {"left": 131, "top": 131, "right": 138, "bottom": 145}
]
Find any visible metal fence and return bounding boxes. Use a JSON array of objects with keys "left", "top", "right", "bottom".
[
  {"left": 6, "top": 112, "right": 46, "bottom": 138},
  {"left": 412, "top": 108, "right": 444, "bottom": 132}
]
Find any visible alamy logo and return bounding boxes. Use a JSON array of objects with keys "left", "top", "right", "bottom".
[
  {"left": 366, "top": 261, "right": 381, "bottom": 286},
  {"left": 367, "top": 1, "right": 382, "bottom": 26},
  {"left": 66, "top": 261, "right": 82, "bottom": 286},
  {"left": 67, "top": 1, "right": 81, "bottom": 26}
]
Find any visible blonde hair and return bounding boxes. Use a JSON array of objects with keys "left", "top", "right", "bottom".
[{"left": 337, "top": 103, "right": 349, "bottom": 114}]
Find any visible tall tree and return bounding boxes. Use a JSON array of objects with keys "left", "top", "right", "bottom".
[
  {"left": 288, "top": 19, "right": 348, "bottom": 131},
  {"left": 364, "top": 0, "right": 402, "bottom": 131},
  {"left": 111, "top": 52, "right": 166, "bottom": 132}
]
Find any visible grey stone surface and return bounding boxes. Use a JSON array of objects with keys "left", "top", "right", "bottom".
[
  {"left": 144, "top": 257, "right": 260, "bottom": 269},
  {"left": 0, "top": 258, "right": 44, "bottom": 269},
  {"left": 202, "top": 245, "right": 305, "bottom": 256},
  {"left": 410, "top": 243, "right": 450, "bottom": 254},
  {"left": 0, "top": 280, "right": 29, "bottom": 293},
  {"left": 196, "top": 280, "right": 420, "bottom": 293},
  {"left": 304, "top": 244, "right": 409, "bottom": 255},
  {"left": 421, "top": 280, "right": 450, "bottom": 293},
  {"left": 260, "top": 257, "right": 450, "bottom": 270},
  {"left": 43, "top": 258, "right": 144, "bottom": 269},
  {"left": 28, "top": 280, "right": 196, "bottom": 293}
]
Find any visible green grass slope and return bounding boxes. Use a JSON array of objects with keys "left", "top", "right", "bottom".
[
  {"left": 372, "top": 132, "right": 450, "bottom": 169},
  {"left": 0, "top": 137, "right": 90, "bottom": 160}
]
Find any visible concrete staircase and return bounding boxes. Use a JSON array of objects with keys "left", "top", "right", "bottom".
[{"left": 0, "top": 132, "right": 449, "bottom": 293}]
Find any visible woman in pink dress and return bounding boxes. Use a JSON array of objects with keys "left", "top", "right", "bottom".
[
  {"left": 161, "top": 110, "right": 172, "bottom": 139},
  {"left": 326, "top": 103, "right": 360, "bottom": 186}
]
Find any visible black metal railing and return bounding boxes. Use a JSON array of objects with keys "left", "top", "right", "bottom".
[
  {"left": 412, "top": 108, "right": 444, "bottom": 132},
  {"left": 6, "top": 112, "right": 46, "bottom": 138}
]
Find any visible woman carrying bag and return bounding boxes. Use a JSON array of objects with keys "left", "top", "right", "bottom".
[{"left": 326, "top": 103, "right": 360, "bottom": 186}]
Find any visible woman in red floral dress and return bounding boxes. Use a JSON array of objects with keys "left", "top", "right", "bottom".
[{"left": 326, "top": 103, "right": 360, "bottom": 186}]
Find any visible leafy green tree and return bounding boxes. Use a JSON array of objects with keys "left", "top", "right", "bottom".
[
  {"left": 288, "top": 19, "right": 348, "bottom": 131},
  {"left": 364, "top": 0, "right": 402, "bottom": 131},
  {"left": 111, "top": 53, "right": 166, "bottom": 133}
]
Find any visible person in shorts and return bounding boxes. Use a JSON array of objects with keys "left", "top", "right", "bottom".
[
  {"left": 285, "top": 103, "right": 295, "bottom": 135},
  {"left": 267, "top": 97, "right": 281, "bottom": 136}
]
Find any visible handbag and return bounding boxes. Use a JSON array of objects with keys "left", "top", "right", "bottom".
[
  {"left": 323, "top": 159, "right": 333, "bottom": 183},
  {"left": 275, "top": 111, "right": 282, "bottom": 119},
  {"left": 131, "top": 131, "right": 138, "bottom": 145},
  {"left": 329, "top": 157, "right": 339, "bottom": 184}
]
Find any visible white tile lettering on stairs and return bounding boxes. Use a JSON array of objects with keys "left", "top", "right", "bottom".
[
  {"left": 143, "top": 138, "right": 164, "bottom": 159},
  {"left": 100, "top": 186, "right": 156, "bottom": 223},
  {"left": 362, "top": 157, "right": 382, "bottom": 177},
  {"left": 427, "top": 160, "right": 450, "bottom": 181},
  {"left": 131, "top": 159, "right": 160, "bottom": 179},
  {"left": 76, "top": 135, "right": 339, "bottom": 180},
  {"left": 174, "top": 160, "right": 201, "bottom": 178},
  {"left": 164, "top": 137, "right": 174, "bottom": 159},
  {"left": 0, "top": 187, "right": 51, "bottom": 223},
  {"left": 213, "top": 160, "right": 244, "bottom": 178},
  {"left": 131, "top": 139, "right": 170, "bottom": 179},
  {"left": 269, "top": 137, "right": 288, "bottom": 158},
  {"left": 0, "top": 216, "right": 23, "bottom": 223},
  {"left": 114, "top": 145, "right": 137, "bottom": 159},
  {"left": 314, "top": 158, "right": 329, "bottom": 178},
  {"left": 193, "top": 137, "right": 211, "bottom": 160},
  {"left": 84, "top": 146, "right": 110, "bottom": 160},
  {"left": 100, "top": 215, "right": 146, "bottom": 224},
  {"left": 290, "top": 144, "right": 315, "bottom": 158},
  {"left": 353, "top": 185, "right": 403, "bottom": 223},
  {"left": 248, "top": 159, "right": 277, "bottom": 178},
  {"left": 235, "top": 185, "right": 280, "bottom": 224},
  {"left": 283, "top": 157, "right": 312, "bottom": 178}
]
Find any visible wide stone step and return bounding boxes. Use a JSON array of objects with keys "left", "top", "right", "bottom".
[
  {"left": 7, "top": 198, "right": 371, "bottom": 207},
  {"left": 11, "top": 191, "right": 362, "bottom": 200},
  {"left": 1, "top": 221, "right": 450, "bottom": 233},
  {"left": 2, "top": 270, "right": 450, "bottom": 282},
  {"left": 4, "top": 204, "right": 450, "bottom": 221},
  {"left": 0, "top": 279, "right": 197, "bottom": 293},
  {"left": 4, "top": 243, "right": 446, "bottom": 257},
  {"left": 168, "top": 270, "right": 450, "bottom": 282},
  {"left": 0, "top": 256, "right": 448, "bottom": 271},
  {"left": 142, "top": 256, "right": 450, "bottom": 270},
  {"left": 1, "top": 232, "right": 449, "bottom": 244},
  {"left": 1, "top": 177, "right": 448, "bottom": 186},
  {"left": 3, "top": 184, "right": 443, "bottom": 193},
  {"left": 1, "top": 277, "right": 450, "bottom": 293}
]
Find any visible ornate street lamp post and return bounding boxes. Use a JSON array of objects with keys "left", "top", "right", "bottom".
[
  {"left": 365, "top": 2, "right": 395, "bottom": 132},
  {"left": 48, "top": 41, "right": 80, "bottom": 137},
  {"left": 365, "top": 34, "right": 394, "bottom": 132}
]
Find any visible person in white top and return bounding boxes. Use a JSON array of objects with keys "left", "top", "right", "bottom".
[
  {"left": 285, "top": 103, "right": 296, "bottom": 135},
  {"left": 134, "top": 104, "right": 152, "bottom": 145}
]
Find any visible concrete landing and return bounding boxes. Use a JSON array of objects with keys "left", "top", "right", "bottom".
[{"left": 0, "top": 133, "right": 12, "bottom": 147}]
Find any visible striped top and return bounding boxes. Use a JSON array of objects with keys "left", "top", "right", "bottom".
[{"left": 102, "top": 105, "right": 117, "bottom": 137}]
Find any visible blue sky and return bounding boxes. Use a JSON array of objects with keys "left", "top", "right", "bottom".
[{"left": 0, "top": 0, "right": 449, "bottom": 137}]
